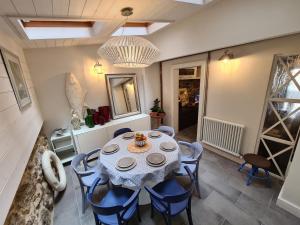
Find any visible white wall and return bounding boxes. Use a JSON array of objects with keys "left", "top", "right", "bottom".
[
  {"left": 277, "top": 141, "right": 300, "bottom": 218},
  {"left": 149, "top": 0, "right": 300, "bottom": 61},
  {"left": 24, "top": 45, "right": 158, "bottom": 136},
  {"left": 0, "top": 18, "right": 43, "bottom": 224},
  {"left": 143, "top": 62, "right": 161, "bottom": 113},
  {"left": 160, "top": 34, "right": 300, "bottom": 156}
]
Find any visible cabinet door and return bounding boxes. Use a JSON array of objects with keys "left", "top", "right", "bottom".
[
  {"left": 130, "top": 116, "right": 151, "bottom": 131},
  {"left": 77, "top": 128, "right": 109, "bottom": 154}
]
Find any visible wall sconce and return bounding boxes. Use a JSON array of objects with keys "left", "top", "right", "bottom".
[
  {"left": 219, "top": 50, "right": 234, "bottom": 63},
  {"left": 94, "top": 61, "right": 103, "bottom": 75}
]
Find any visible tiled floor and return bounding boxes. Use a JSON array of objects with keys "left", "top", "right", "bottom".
[
  {"left": 54, "top": 143, "right": 300, "bottom": 225},
  {"left": 176, "top": 125, "right": 198, "bottom": 141}
]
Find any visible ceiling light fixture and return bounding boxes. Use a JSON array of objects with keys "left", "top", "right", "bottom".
[
  {"left": 219, "top": 50, "right": 234, "bottom": 63},
  {"left": 97, "top": 7, "right": 159, "bottom": 68}
]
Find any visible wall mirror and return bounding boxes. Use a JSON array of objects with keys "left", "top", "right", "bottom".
[{"left": 106, "top": 73, "right": 141, "bottom": 119}]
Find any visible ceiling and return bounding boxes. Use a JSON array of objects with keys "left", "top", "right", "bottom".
[{"left": 0, "top": 0, "right": 216, "bottom": 49}]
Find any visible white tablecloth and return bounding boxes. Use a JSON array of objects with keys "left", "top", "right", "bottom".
[{"left": 98, "top": 131, "right": 180, "bottom": 189}]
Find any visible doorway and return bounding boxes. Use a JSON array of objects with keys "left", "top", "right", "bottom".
[
  {"left": 177, "top": 68, "right": 201, "bottom": 141},
  {"left": 171, "top": 61, "right": 207, "bottom": 142},
  {"left": 256, "top": 54, "right": 300, "bottom": 180}
]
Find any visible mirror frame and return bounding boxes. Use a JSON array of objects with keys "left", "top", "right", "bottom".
[{"left": 105, "top": 73, "right": 141, "bottom": 119}]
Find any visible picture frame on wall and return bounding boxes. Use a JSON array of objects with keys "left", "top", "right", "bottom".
[{"left": 0, "top": 48, "right": 31, "bottom": 110}]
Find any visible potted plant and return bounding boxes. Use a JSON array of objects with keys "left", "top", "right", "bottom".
[
  {"left": 158, "top": 108, "right": 166, "bottom": 118},
  {"left": 150, "top": 98, "right": 160, "bottom": 117},
  {"left": 150, "top": 99, "right": 165, "bottom": 118}
]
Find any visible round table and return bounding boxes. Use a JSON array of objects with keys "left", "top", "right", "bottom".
[{"left": 98, "top": 130, "right": 180, "bottom": 204}]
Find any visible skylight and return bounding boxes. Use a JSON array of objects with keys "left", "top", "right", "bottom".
[
  {"left": 18, "top": 20, "right": 96, "bottom": 40},
  {"left": 112, "top": 22, "right": 170, "bottom": 36},
  {"left": 175, "top": 0, "right": 206, "bottom": 4}
]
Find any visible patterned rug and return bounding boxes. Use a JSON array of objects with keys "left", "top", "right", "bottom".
[{"left": 4, "top": 135, "right": 54, "bottom": 225}]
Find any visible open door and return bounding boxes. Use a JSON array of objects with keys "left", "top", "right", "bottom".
[{"left": 257, "top": 54, "right": 300, "bottom": 179}]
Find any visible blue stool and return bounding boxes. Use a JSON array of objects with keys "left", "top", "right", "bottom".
[{"left": 239, "top": 153, "right": 271, "bottom": 187}]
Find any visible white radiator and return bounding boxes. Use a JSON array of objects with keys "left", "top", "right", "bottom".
[{"left": 202, "top": 117, "right": 244, "bottom": 156}]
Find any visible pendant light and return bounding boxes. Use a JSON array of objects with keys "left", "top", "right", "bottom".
[{"left": 98, "top": 7, "right": 160, "bottom": 68}]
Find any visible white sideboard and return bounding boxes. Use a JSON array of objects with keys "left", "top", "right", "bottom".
[{"left": 72, "top": 114, "right": 151, "bottom": 154}]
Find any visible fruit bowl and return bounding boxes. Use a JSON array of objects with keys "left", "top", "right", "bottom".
[{"left": 135, "top": 133, "right": 147, "bottom": 147}]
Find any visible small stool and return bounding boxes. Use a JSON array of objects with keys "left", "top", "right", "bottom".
[{"left": 239, "top": 153, "right": 271, "bottom": 187}]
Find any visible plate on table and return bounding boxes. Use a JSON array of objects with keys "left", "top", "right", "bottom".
[
  {"left": 160, "top": 142, "right": 177, "bottom": 152},
  {"left": 122, "top": 132, "right": 135, "bottom": 139},
  {"left": 103, "top": 144, "right": 119, "bottom": 154},
  {"left": 116, "top": 157, "right": 137, "bottom": 171},
  {"left": 146, "top": 153, "right": 166, "bottom": 167},
  {"left": 148, "top": 131, "right": 162, "bottom": 138}
]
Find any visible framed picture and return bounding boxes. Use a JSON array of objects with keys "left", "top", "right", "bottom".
[{"left": 0, "top": 48, "right": 31, "bottom": 110}]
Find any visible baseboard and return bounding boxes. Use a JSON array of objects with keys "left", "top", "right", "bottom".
[
  {"left": 277, "top": 191, "right": 300, "bottom": 218},
  {"left": 202, "top": 143, "right": 244, "bottom": 164}
]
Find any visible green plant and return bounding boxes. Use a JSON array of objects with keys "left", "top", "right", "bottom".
[{"left": 150, "top": 98, "right": 161, "bottom": 112}]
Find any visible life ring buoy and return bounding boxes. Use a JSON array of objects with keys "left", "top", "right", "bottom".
[{"left": 42, "top": 150, "right": 67, "bottom": 192}]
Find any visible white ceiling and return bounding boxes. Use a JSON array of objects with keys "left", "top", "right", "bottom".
[{"left": 0, "top": 0, "right": 216, "bottom": 49}]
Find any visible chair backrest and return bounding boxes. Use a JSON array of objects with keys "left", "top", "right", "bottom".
[
  {"left": 87, "top": 178, "right": 140, "bottom": 223},
  {"left": 164, "top": 166, "right": 195, "bottom": 203},
  {"left": 191, "top": 142, "right": 204, "bottom": 161},
  {"left": 71, "top": 153, "right": 86, "bottom": 175},
  {"left": 113, "top": 128, "right": 133, "bottom": 138},
  {"left": 155, "top": 126, "right": 175, "bottom": 138},
  {"left": 146, "top": 166, "right": 195, "bottom": 205}
]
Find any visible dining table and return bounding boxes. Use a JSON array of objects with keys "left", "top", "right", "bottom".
[{"left": 98, "top": 130, "right": 180, "bottom": 204}]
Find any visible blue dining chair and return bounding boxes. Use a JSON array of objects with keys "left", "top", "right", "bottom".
[
  {"left": 113, "top": 128, "right": 133, "bottom": 138},
  {"left": 145, "top": 166, "right": 195, "bottom": 225},
  {"left": 154, "top": 126, "right": 175, "bottom": 138},
  {"left": 83, "top": 148, "right": 102, "bottom": 170},
  {"left": 87, "top": 177, "right": 141, "bottom": 225},
  {"left": 71, "top": 151, "right": 109, "bottom": 214},
  {"left": 174, "top": 141, "right": 203, "bottom": 198}
]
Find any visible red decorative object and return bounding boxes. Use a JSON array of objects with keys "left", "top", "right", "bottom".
[
  {"left": 99, "top": 106, "right": 111, "bottom": 122},
  {"left": 92, "top": 112, "right": 100, "bottom": 125}
]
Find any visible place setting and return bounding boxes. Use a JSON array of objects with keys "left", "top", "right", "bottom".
[
  {"left": 160, "top": 141, "right": 177, "bottom": 152},
  {"left": 115, "top": 157, "right": 137, "bottom": 171},
  {"left": 146, "top": 153, "right": 167, "bottom": 167},
  {"left": 148, "top": 131, "right": 162, "bottom": 139},
  {"left": 102, "top": 144, "right": 119, "bottom": 155},
  {"left": 122, "top": 132, "right": 135, "bottom": 140}
]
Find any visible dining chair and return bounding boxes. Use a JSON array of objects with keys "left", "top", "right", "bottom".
[
  {"left": 71, "top": 151, "right": 109, "bottom": 214},
  {"left": 145, "top": 166, "right": 195, "bottom": 225},
  {"left": 87, "top": 177, "right": 141, "bottom": 225},
  {"left": 83, "top": 148, "right": 102, "bottom": 170},
  {"left": 154, "top": 126, "right": 175, "bottom": 138},
  {"left": 113, "top": 128, "right": 133, "bottom": 138},
  {"left": 174, "top": 141, "right": 203, "bottom": 198}
]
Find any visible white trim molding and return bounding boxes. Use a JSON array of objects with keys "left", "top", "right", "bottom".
[{"left": 277, "top": 191, "right": 300, "bottom": 218}]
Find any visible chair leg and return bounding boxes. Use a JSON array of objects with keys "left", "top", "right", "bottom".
[
  {"left": 81, "top": 186, "right": 86, "bottom": 214},
  {"left": 162, "top": 214, "right": 168, "bottom": 225},
  {"left": 187, "top": 208, "right": 194, "bottom": 225},
  {"left": 194, "top": 172, "right": 201, "bottom": 199},
  {"left": 246, "top": 166, "right": 257, "bottom": 186},
  {"left": 238, "top": 162, "right": 247, "bottom": 172},
  {"left": 264, "top": 169, "right": 272, "bottom": 188},
  {"left": 187, "top": 198, "right": 193, "bottom": 225},
  {"left": 167, "top": 215, "right": 172, "bottom": 225},
  {"left": 137, "top": 205, "right": 141, "bottom": 222},
  {"left": 150, "top": 204, "right": 154, "bottom": 218}
]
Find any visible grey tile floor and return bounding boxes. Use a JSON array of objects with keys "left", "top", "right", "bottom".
[{"left": 54, "top": 145, "right": 300, "bottom": 225}]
